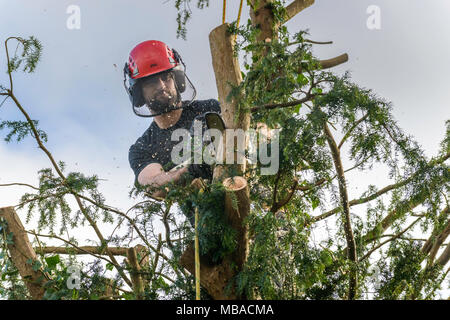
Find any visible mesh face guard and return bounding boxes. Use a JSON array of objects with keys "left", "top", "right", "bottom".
[
  {"left": 130, "top": 68, "right": 196, "bottom": 117},
  {"left": 123, "top": 47, "right": 197, "bottom": 118}
]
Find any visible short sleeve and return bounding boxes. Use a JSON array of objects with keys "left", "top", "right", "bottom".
[
  {"left": 128, "top": 132, "right": 160, "bottom": 183},
  {"left": 204, "top": 99, "right": 221, "bottom": 114},
  {"left": 192, "top": 99, "right": 221, "bottom": 117}
]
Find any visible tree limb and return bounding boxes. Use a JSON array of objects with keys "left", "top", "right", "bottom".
[
  {"left": 284, "top": 0, "right": 315, "bottom": 23},
  {"left": 0, "top": 182, "right": 39, "bottom": 190},
  {"left": 323, "top": 122, "right": 357, "bottom": 299},
  {"left": 0, "top": 207, "right": 48, "bottom": 299},
  {"left": 359, "top": 215, "right": 423, "bottom": 262},
  {"left": 435, "top": 242, "right": 450, "bottom": 267},
  {"left": 319, "top": 54, "right": 349, "bottom": 69},
  {"left": 250, "top": 94, "right": 314, "bottom": 113},
  {"left": 126, "top": 247, "right": 144, "bottom": 299},
  {"left": 312, "top": 152, "right": 450, "bottom": 223},
  {"left": 33, "top": 245, "right": 129, "bottom": 256},
  {"left": 338, "top": 113, "right": 370, "bottom": 149}
]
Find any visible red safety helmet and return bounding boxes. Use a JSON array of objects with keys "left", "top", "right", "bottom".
[{"left": 123, "top": 40, "right": 196, "bottom": 117}]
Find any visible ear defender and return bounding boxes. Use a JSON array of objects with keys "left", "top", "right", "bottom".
[{"left": 170, "top": 49, "right": 186, "bottom": 93}]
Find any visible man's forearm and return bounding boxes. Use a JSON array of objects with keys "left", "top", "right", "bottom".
[{"left": 140, "top": 167, "right": 188, "bottom": 199}]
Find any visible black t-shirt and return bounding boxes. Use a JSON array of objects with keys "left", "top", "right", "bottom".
[{"left": 128, "top": 99, "right": 221, "bottom": 184}]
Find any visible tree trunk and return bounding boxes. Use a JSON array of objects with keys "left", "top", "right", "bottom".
[
  {"left": 179, "top": 177, "right": 250, "bottom": 299},
  {"left": 0, "top": 207, "right": 47, "bottom": 299},
  {"left": 209, "top": 23, "right": 249, "bottom": 179}
]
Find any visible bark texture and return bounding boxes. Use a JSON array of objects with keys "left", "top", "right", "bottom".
[{"left": 0, "top": 206, "right": 47, "bottom": 299}]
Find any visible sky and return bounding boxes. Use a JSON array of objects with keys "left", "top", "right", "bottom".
[{"left": 0, "top": 0, "right": 449, "bottom": 295}]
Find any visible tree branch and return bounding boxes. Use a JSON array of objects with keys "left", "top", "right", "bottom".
[
  {"left": 312, "top": 152, "right": 450, "bottom": 223},
  {"left": 283, "top": 0, "right": 315, "bottom": 23},
  {"left": 338, "top": 113, "right": 370, "bottom": 149},
  {"left": 435, "top": 242, "right": 450, "bottom": 267},
  {"left": 33, "top": 245, "right": 129, "bottom": 256},
  {"left": 421, "top": 207, "right": 449, "bottom": 255},
  {"left": 126, "top": 247, "right": 144, "bottom": 299},
  {"left": 323, "top": 122, "right": 357, "bottom": 299},
  {"left": 0, "top": 207, "right": 48, "bottom": 299},
  {"left": 359, "top": 215, "right": 423, "bottom": 262},
  {"left": 271, "top": 178, "right": 299, "bottom": 212},
  {"left": 319, "top": 54, "right": 349, "bottom": 69},
  {"left": 0, "top": 182, "right": 39, "bottom": 190},
  {"left": 6, "top": 92, "right": 133, "bottom": 288},
  {"left": 427, "top": 218, "right": 450, "bottom": 266},
  {"left": 250, "top": 94, "right": 314, "bottom": 113}
]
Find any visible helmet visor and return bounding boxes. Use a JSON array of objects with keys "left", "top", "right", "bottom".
[{"left": 132, "top": 68, "right": 196, "bottom": 117}]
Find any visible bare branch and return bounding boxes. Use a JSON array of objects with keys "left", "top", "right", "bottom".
[
  {"left": 284, "top": 0, "right": 315, "bottom": 23},
  {"left": 28, "top": 231, "right": 119, "bottom": 266},
  {"left": 319, "top": 54, "right": 349, "bottom": 69},
  {"left": 33, "top": 245, "right": 129, "bottom": 256},
  {"left": 0, "top": 182, "right": 39, "bottom": 190},
  {"left": 304, "top": 39, "right": 333, "bottom": 45}
]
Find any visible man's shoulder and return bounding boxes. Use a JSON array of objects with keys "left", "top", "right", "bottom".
[
  {"left": 129, "top": 124, "right": 154, "bottom": 151},
  {"left": 189, "top": 99, "right": 221, "bottom": 114}
]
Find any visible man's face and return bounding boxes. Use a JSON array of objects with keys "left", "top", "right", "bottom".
[{"left": 141, "top": 71, "right": 178, "bottom": 114}]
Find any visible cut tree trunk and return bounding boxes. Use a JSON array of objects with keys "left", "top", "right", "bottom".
[
  {"left": 209, "top": 23, "right": 249, "bottom": 180},
  {"left": 0, "top": 206, "right": 47, "bottom": 299}
]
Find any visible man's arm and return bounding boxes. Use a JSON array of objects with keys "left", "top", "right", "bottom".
[{"left": 138, "top": 163, "right": 188, "bottom": 199}]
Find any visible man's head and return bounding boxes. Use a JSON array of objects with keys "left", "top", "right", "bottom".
[
  {"left": 140, "top": 70, "right": 181, "bottom": 116},
  {"left": 123, "top": 40, "right": 196, "bottom": 117}
]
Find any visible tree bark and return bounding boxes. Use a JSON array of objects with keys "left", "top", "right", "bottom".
[
  {"left": 34, "top": 246, "right": 128, "bottom": 256},
  {"left": 0, "top": 206, "right": 47, "bottom": 299},
  {"left": 435, "top": 242, "right": 450, "bottom": 267},
  {"left": 126, "top": 246, "right": 145, "bottom": 299},
  {"left": 223, "top": 176, "right": 250, "bottom": 269},
  {"left": 323, "top": 124, "right": 358, "bottom": 299},
  {"left": 284, "top": 0, "right": 315, "bottom": 23},
  {"left": 209, "top": 23, "right": 249, "bottom": 180},
  {"left": 179, "top": 177, "right": 250, "bottom": 299}
]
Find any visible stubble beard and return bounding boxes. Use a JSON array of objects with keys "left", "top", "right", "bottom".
[{"left": 146, "top": 90, "right": 180, "bottom": 115}]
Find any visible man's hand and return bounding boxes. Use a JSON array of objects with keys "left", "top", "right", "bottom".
[{"left": 138, "top": 163, "right": 189, "bottom": 200}]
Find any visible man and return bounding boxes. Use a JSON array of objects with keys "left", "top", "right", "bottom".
[{"left": 124, "top": 40, "right": 221, "bottom": 200}]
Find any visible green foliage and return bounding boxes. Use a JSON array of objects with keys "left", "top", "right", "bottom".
[
  {"left": 179, "top": 181, "right": 237, "bottom": 263},
  {"left": 173, "top": 0, "right": 210, "bottom": 40},
  {"left": 0, "top": 119, "right": 48, "bottom": 143},
  {"left": 6, "top": 36, "right": 43, "bottom": 74},
  {"left": 1, "top": 0, "right": 448, "bottom": 300},
  {"left": 16, "top": 165, "right": 109, "bottom": 234},
  {"left": 376, "top": 241, "right": 427, "bottom": 299}
]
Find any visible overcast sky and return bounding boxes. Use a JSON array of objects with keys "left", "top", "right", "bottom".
[{"left": 0, "top": 0, "right": 449, "bottom": 267}]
